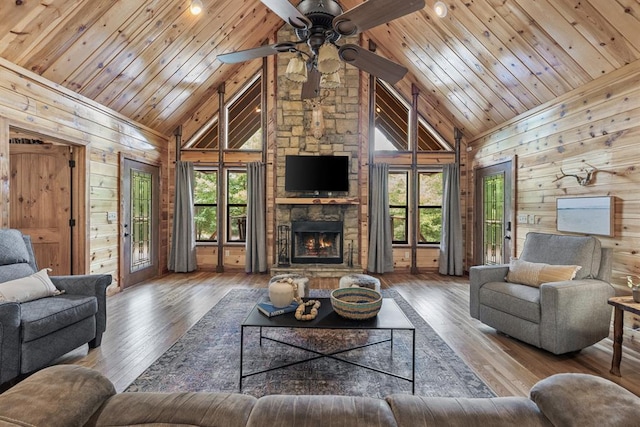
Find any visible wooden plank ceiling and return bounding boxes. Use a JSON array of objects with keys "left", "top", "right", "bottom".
[{"left": 1, "top": 0, "right": 639, "bottom": 141}]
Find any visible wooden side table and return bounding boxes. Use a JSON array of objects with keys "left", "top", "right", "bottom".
[{"left": 608, "top": 296, "right": 640, "bottom": 376}]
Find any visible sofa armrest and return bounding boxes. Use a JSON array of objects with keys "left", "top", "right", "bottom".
[
  {"left": 531, "top": 373, "right": 640, "bottom": 426},
  {"left": 0, "top": 302, "right": 21, "bottom": 384},
  {"left": 51, "top": 274, "right": 111, "bottom": 342},
  {"left": 539, "top": 279, "right": 614, "bottom": 354},
  {"left": 0, "top": 365, "right": 115, "bottom": 427},
  {"left": 469, "top": 264, "right": 509, "bottom": 319}
]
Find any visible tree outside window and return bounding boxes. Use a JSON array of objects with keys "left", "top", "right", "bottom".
[
  {"left": 388, "top": 171, "right": 409, "bottom": 243},
  {"left": 418, "top": 171, "right": 443, "bottom": 244},
  {"left": 227, "top": 170, "right": 247, "bottom": 242},
  {"left": 194, "top": 170, "right": 217, "bottom": 242}
]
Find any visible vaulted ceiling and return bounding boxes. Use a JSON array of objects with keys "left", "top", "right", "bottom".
[{"left": 2, "top": 0, "right": 639, "bottom": 142}]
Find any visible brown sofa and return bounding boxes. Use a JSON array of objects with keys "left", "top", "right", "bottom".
[{"left": 0, "top": 365, "right": 639, "bottom": 427}]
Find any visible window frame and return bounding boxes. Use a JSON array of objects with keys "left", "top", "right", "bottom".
[
  {"left": 417, "top": 169, "right": 443, "bottom": 245},
  {"left": 224, "top": 73, "right": 263, "bottom": 151},
  {"left": 388, "top": 170, "right": 410, "bottom": 244},
  {"left": 226, "top": 169, "right": 248, "bottom": 243},
  {"left": 193, "top": 168, "right": 218, "bottom": 244}
]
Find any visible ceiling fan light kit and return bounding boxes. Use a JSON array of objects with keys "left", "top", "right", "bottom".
[
  {"left": 190, "top": 0, "right": 203, "bottom": 15},
  {"left": 316, "top": 43, "right": 341, "bottom": 74},
  {"left": 285, "top": 56, "right": 309, "bottom": 82},
  {"left": 218, "top": 0, "right": 426, "bottom": 98},
  {"left": 320, "top": 71, "right": 341, "bottom": 89}
]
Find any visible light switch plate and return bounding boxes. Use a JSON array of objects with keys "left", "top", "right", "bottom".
[{"left": 517, "top": 214, "right": 527, "bottom": 224}]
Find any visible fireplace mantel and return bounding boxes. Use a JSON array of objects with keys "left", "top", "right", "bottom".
[{"left": 275, "top": 197, "right": 359, "bottom": 205}]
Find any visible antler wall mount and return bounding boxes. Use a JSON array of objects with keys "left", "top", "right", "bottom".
[
  {"left": 216, "top": 0, "right": 425, "bottom": 99},
  {"left": 552, "top": 163, "right": 617, "bottom": 186}
]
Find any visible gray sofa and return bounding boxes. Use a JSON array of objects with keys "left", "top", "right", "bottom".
[
  {"left": 0, "top": 365, "right": 639, "bottom": 426},
  {"left": 0, "top": 229, "right": 111, "bottom": 385},
  {"left": 470, "top": 232, "right": 614, "bottom": 354}
]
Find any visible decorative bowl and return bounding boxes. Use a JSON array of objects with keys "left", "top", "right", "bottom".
[{"left": 330, "top": 287, "right": 382, "bottom": 320}]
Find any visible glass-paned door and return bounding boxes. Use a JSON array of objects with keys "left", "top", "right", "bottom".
[
  {"left": 122, "top": 159, "right": 159, "bottom": 287},
  {"left": 475, "top": 161, "right": 512, "bottom": 265}
]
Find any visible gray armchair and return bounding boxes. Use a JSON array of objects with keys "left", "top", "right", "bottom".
[
  {"left": 0, "top": 229, "right": 111, "bottom": 384},
  {"left": 470, "top": 232, "right": 614, "bottom": 355}
]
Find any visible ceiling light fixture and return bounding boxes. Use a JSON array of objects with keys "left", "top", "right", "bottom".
[
  {"left": 190, "top": 0, "right": 203, "bottom": 15},
  {"left": 285, "top": 55, "right": 308, "bottom": 83},
  {"left": 319, "top": 71, "right": 340, "bottom": 89},
  {"left": 434, "top": 1, "right": 448, "bottom": 18}
]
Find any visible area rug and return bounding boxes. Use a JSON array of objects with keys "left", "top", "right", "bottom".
[{"left": 126, "top": 288, "right": 495, "bottom": 398}]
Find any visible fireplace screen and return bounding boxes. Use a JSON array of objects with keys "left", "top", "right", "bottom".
[{"left": 291, "top": 221, "right": 343, "bottom": 264}]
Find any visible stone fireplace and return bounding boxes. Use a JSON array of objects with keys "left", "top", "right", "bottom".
[
  {"left": 272, "top": 25, "right": 363, "bottom": 276},
  {"left": 291, "top": 221, "right": 343, "bottom": 264}
]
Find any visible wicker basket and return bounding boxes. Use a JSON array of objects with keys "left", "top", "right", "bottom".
[{"left": 330, "top": 287, "right": 382, "bottom": 320}]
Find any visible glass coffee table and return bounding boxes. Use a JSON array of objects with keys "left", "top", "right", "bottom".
[{"left": 239, "top": 297, "right": 416, "bottom": 393}]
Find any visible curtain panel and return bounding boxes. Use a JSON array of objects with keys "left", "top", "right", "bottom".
[
  {"left": 439, "top": 163, "right": 464, "bottom": 275},
  {"left": 168, "top": 161, "right": 197, "bottom": 272},
  {"left": 367, "top": 163, "right": 394, "bottom": 273},
  {"left": 246, "top": 162, "right": 267, "bottom": 273}
]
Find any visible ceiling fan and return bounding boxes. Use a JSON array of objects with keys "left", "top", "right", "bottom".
[{"left": 216, "top": 0, "right": 425, "bottom": 98}]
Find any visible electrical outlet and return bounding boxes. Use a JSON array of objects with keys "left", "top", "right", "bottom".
[
  {"left": 225, "top": 250, "right": 230, "bottom": 256},
  {"left": 106, "top": 211, "right": 117, "bottom": 222},
  {"left": 528, "top": 215, "right": 535, "bottom": 224},
  {"left": 517, "top": 214, "right": 527, "bottom": 224}
]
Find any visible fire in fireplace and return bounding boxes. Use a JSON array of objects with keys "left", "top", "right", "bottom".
[{"left": 291, "top": 221, "right": 343, "bottom": 264}]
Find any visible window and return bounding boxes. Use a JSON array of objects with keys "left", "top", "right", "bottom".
[
  {"left": 373, "top": 79, "right": 453, "bottom": 152},
  {"left": 375, "top": 80, "right": 409, "bottom": 151},
  {"left": 194, "top": 170, "right": 218, "bottom": 242},
  {"left": 227, "top": 170, "right": 247, "bottom": 242},
  {"left": 418, "top": 171, "right": 443, "bottom": 244},
  {"left": 187, "top": 118, "right": 219, "bottom": 150},
  {"left": 388, "top": 171, "right": 409, "bottom": 243},
  {"left": 226, "top": 75, "right": 262, "bottom": 150}
]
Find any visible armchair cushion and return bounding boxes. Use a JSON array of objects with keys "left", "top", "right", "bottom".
[
  {"left": 21, "top": 295, "right": 97, "bottom": 342},
  {"left": 0, "top": 268, "right": 62, "bottom": 303},
  {"left": 506, "top": 259, "right": 581, "bottom": 288}
]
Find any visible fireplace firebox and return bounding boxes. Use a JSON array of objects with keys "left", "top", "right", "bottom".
[{"left": 291, "top": 221, "right": 343, "bottom": 264}]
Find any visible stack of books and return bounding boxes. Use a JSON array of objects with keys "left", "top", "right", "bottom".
[{"left": 257, "top": 301, "right": 299, "bottom": 317}]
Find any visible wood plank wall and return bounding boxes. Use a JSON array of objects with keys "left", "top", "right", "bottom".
[
  {"left": 0, "top": 58, "right": 169, "bottom": 289},
  {"left": 467, "top": 59, "right": 640, "bottom": 294}
]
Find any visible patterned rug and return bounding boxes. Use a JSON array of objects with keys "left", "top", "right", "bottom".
[{"left": 126, "top": 288, "right": 495, "bottom": 398}]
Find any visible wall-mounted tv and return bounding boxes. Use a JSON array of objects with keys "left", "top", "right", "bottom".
[{"left": 285, "top": 155, "right": 349, "bottom": 194}]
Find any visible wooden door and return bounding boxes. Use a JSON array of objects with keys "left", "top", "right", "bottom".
[
  {"left": 10, "top": 144, "right": 72, "bottom": 275},
  {"left": 122, "top": 159, "right": 160, "bottom": 288}
]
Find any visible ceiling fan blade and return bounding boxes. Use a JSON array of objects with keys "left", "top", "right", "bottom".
[
  {"left": 301, "top": 69, "right": 321, "bottom": 99},
  {"left": 338, "top": 44, "right": 407, "bottom": 84},
  {"left": 333, "top": 0, "right": 425, "bottom": 36},
  {"left": 261, "top": 0, "right": 312, "bottom": 29},
  {"left": 217, "top": 42, "right": 297, "bottom": 64}
]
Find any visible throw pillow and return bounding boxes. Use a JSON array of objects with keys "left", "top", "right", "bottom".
[
  {"left": 0, "top": 229, "right": 30, "bottom": 266},
  {"left": 0, "top": 268, "right": 62, "bottom": 303},
  {"left": 506, "top": 258, "right": 581, "bottom": 287}
]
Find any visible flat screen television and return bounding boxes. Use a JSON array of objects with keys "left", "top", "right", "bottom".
[{"left": 285, "top": 155, "right": 349, "bottom": 193}]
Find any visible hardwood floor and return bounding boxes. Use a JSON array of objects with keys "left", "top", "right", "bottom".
[{"left": 64, "top": 271, "right": 640, "bottom": 396}]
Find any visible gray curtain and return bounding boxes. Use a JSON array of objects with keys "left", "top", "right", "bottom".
[
  {"left": 439, "top": 163, "right": 464, "bottom": 275},
  {"left": 168, "top": 161, "right": 197, "bottom": 272},
  {"left": 246, "top": 162, "right": 267, "bottom": 273},
  {"left": 367, "top": 163, "right": 394, "bottom": 273}
]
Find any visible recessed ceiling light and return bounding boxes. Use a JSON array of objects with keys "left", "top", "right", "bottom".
[
  {"left": 434, "top": 1, "right": 448, "bottom": 18},
  {"left": 190, "top": 0, "right": 203, "bottom": 15}
]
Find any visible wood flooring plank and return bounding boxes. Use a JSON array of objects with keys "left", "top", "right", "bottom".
[{"left": 58, "top": 272, "right": 640, "bottom": 396}]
